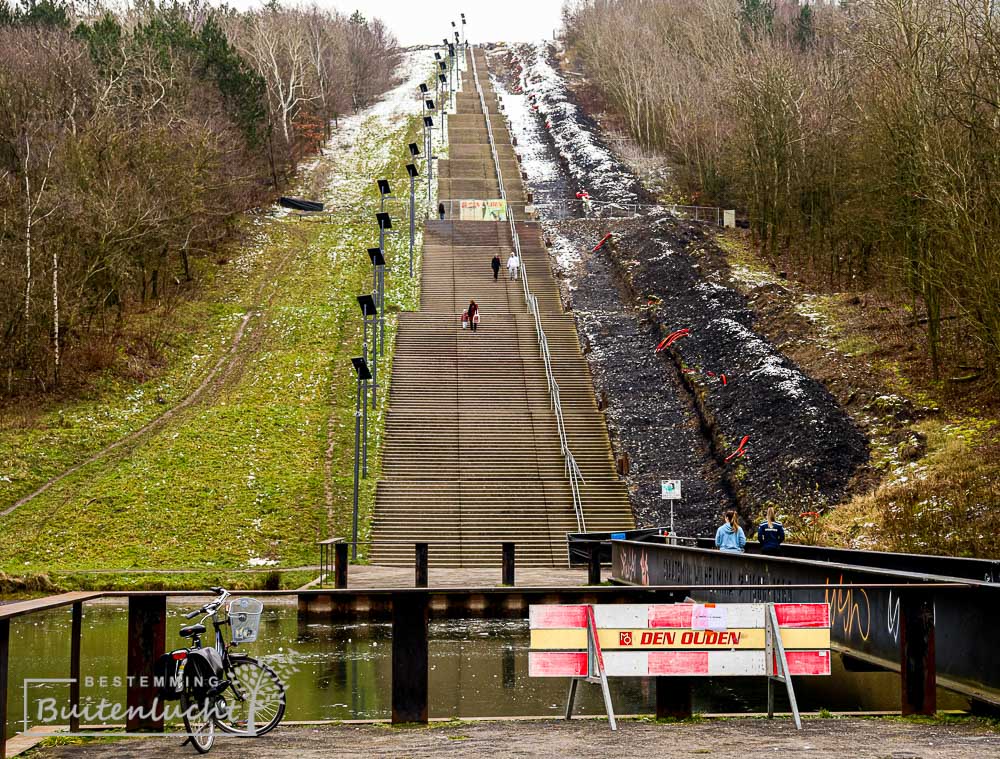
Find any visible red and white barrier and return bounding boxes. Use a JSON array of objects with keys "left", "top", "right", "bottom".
[{"left": 529, "top": 602, "right": 831, "bottom": 678}]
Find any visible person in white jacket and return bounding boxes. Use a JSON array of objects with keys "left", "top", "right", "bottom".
[{"left": 506, "top": 252, "right": 519, "bottom": 280}]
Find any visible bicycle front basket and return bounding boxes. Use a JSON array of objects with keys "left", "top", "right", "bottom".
[{"left": 227, "top": 597, "right": 264, "bottom": 643}]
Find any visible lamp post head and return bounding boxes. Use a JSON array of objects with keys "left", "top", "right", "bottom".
[
  {"left": 439, "top": 74, "right": 447, "bottom": 84},
  {"left": 405, "top": 163, "right": 419, "bottom": 178},
  {"left": 377, "top": 179, "right": 391, "bottom": 196},
  {"left": 419, "top": 82, "right": 428, "bottom": 94},
  {"left": 356, "top": 293, "right": 377, "bottom": 316},
  {"left": 423, "top": 115, "right": 434, "bottom": 127},
  {"left": 425, "top": 98, "right": 435, "bottom": 110},
  {"left": 375, "top": 212, "right": 392, "bottom": 230},
  {"left": 408, "top": 142, "right": 420, "bottom": 157},
  {"left": 351, "top": 356, "right": 372, "bottom": 380},
  {"left": 367, "top": 247, "right": 385, "bottom": 266}
]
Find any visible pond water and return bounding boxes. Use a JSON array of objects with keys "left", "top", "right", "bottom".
[{"left": 4, "top": 602, "right": 969, "bottom": 737}]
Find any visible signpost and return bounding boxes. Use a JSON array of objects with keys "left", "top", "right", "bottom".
[{"left": 660, "top": 479, "right": 681, "bottom": 537}]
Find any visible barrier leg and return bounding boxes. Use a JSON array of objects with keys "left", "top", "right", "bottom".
[{"left": 564, "top": 678, "right": 578, "bottom": 720}]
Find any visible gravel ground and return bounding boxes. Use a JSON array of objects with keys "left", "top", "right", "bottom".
[
  {"left": 32, "top": 718, "right": 1000, "bottom": 758},
  {"left": 552, "top": 217, "right": 731, "bottom": 535},
  {"left": 487, "top": 43, "right": 868, "bottom": 528}
]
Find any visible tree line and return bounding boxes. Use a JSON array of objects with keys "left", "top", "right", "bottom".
[
  {"left": 564, "top": 0, "right": 1000, "bottom": 377},
  {"left": 0, "top": 0, "right": 400, "bottom": 395}
]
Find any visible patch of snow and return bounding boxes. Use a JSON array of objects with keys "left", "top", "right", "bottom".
[{"left": 513, "top": 43, "right": 640, "bottom": 205}]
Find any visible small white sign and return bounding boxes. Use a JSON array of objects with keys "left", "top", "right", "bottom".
[
  {"left": 692, "top": 604, "right": 728, "bottom": 631},
  {"left": 660, "top": 480, "right": 681, "bottom": 500}
]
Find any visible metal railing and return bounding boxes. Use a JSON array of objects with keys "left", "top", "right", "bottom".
[{"left": 469, "top": 51, "right": 587, "bottom": 534}]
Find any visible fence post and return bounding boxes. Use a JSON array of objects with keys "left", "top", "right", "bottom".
[
  {"left": 1, "top": 618, "right": 9, "bottom": 759},
  {"left": 415, "top": 543, "right": 429, "bottom": 588},
  {"left": 70, "top": 602, "right": 82, "bottom": 733},
  {"left": 502, "top": 542, "right": 515, "bottom": 585},
  {"left": 126, "top": 595, "right": 166, "bottom": 732},
  {"left": 588, "top": 543, "right": 602, "bottom": 585},
  {"left": 899, "top": 591, "right": 936, "bottom": 716},
  {"left": 335, "top": 542, "right": 349, "bottom": 589},
  {"left": 391, "top": 592, "right": 429, "bottom": 724}
]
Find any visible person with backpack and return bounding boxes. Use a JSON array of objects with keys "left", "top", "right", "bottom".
[
  {"left": 467, "top": 299, "right": 480, "bottom": 332},
  {"left": 757, "top": 507, "right": 786, "bottom": 555},
  {"left": 715, "top": 509, "right": 746, "bottom": 553},
  {"left": 491, "top": 254, "right": 501, "bottom": 281}
]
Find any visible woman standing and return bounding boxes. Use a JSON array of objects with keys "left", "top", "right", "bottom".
[
  {"left": 715, "top": 509, "right": 746, "bottom": 553},
  {"left": 757, "top": 507, "right": 785, "bottom": 555},
  {"left": 467, "top": 299, "right": 479, "bottom": 332}
]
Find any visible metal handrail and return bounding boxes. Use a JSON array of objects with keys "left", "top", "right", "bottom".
[{"left": 469, "top": 50, "right": 586, "bottom": 533}]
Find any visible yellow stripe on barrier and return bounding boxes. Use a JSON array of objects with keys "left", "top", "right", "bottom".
[{"left": 529, "top": 628, "right": 831, "bottom": 651}]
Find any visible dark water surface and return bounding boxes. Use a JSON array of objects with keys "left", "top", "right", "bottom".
[{"left": 5, "top": 602, "right": 968, "bottom": 737}]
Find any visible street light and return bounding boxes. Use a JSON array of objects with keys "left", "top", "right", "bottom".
[
  {"left": 422, "top": 116, "right": 435, "bottom": 212},
  {"left": 350, "top": 354, "right": 371, "bottom": 561},
  {"left": 375, "top": 211, "right": 392, "bottom": 357},
  {"left": 356, "top": 293, "right": 377, "bottom": 471},
  {"left": 438, "top": 61, "right": 448, "bottom": 136},
  {"left": 406, "top": 162, "right": 418, "bottom": 277}
]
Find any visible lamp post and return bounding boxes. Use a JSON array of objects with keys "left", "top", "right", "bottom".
[
  {"left": 356, "top": 294, "right": 377, "bottom": 471},
  {"left": 406, "top": 158, "right": 419, "bottom": 278},
  {"left": 447, "top": 43, "right": 456, "bottom": 109},
  {"left": 454, "top": 31, "right": 461, "bottom": 90},
  {"left": 375, "top": 211, "right": 392, "bottom": 357},
  {"left": 350, "top": 354, "right": 371, "bottom": 561},
  {"left": 438, "top": 72, "right": 448, "bottom": 143},
  {"left": 423, "top": 115, "right": 434, "bottom": 214}
]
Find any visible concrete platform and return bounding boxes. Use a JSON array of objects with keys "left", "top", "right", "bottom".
[{"left": 28, "top": 717, "right": 1000, "bottom": 758}]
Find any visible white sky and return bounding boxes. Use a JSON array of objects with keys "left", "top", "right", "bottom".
[{"left": 217, "top": 0, "right": 566, "bottom": 46}]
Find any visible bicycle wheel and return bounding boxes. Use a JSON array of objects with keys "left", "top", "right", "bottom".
[
  {"left": 181, "top": 691, "right": 217, "bottom": 753},
  {"left": 215, "top": 657, "right": 286, "bottom": 737}
]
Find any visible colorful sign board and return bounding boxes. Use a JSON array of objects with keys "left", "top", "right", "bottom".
[
  {"left": 459, "top": 199, "right": 508, "bottom": 221},
  {"left": 528, "top": 602, "right": 831, "bottom": 678},
  {"left": 661, "top": 480, "right": 681, "bottom": 500}
]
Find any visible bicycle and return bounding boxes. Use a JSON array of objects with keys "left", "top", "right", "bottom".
[{"left": 173, "top": 586, "right": 287, "bottom": 753}]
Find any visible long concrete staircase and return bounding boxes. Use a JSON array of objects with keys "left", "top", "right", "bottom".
[{"left": 369, "top": 49, "right": 633, "bottom": 567}]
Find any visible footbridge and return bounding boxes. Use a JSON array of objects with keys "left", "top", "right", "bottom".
[
  {"left": 369, "top": 49, "right": 633, "bottom": 567},
  {"left": 603, "top": 535, "right": 1000, "bottom": 713}
]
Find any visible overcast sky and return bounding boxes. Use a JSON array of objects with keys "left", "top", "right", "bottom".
[{"left": 218, "top": 0, "right": 566, "bottom": 45}]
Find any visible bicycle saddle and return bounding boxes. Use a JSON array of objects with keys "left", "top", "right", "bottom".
[{"left": 179, "top": 623, "right": 206, "bottom": 638}]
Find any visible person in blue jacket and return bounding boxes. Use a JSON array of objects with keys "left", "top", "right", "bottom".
[
  {"left": 757, "top": 507, "right": 786, "bottom": 555},
  {"left": 715, "top": 509, "right": 746, "bottom": 552}
]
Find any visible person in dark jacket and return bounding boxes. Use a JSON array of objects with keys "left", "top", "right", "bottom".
[
  {"left": 438, "top": 202, "right": 446, "bottom": 220},
  {"left": 491, "top": 254, "right": 501, "bottom": 281},
  {"left": 467, "top": 299, "right": 479, "bottom": 332},
  {"left": 757, "top": 507, "right": 785, "bottom": 554}
]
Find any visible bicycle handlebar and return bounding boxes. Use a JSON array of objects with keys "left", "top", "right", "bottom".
[{"left": 183, "top": 588, "right": 231, "bottom": 621}]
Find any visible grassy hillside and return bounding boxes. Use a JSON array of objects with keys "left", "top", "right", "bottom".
[{"left": 0, "top": 113, "right": 426, "bottom": 589}]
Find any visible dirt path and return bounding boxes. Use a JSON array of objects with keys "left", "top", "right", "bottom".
[
  {"left": 1, "top": 232, "right": 301, "bottom": 519},
  {"left": 31, "top": 718, "right": 1000, "bottom": 758}
]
